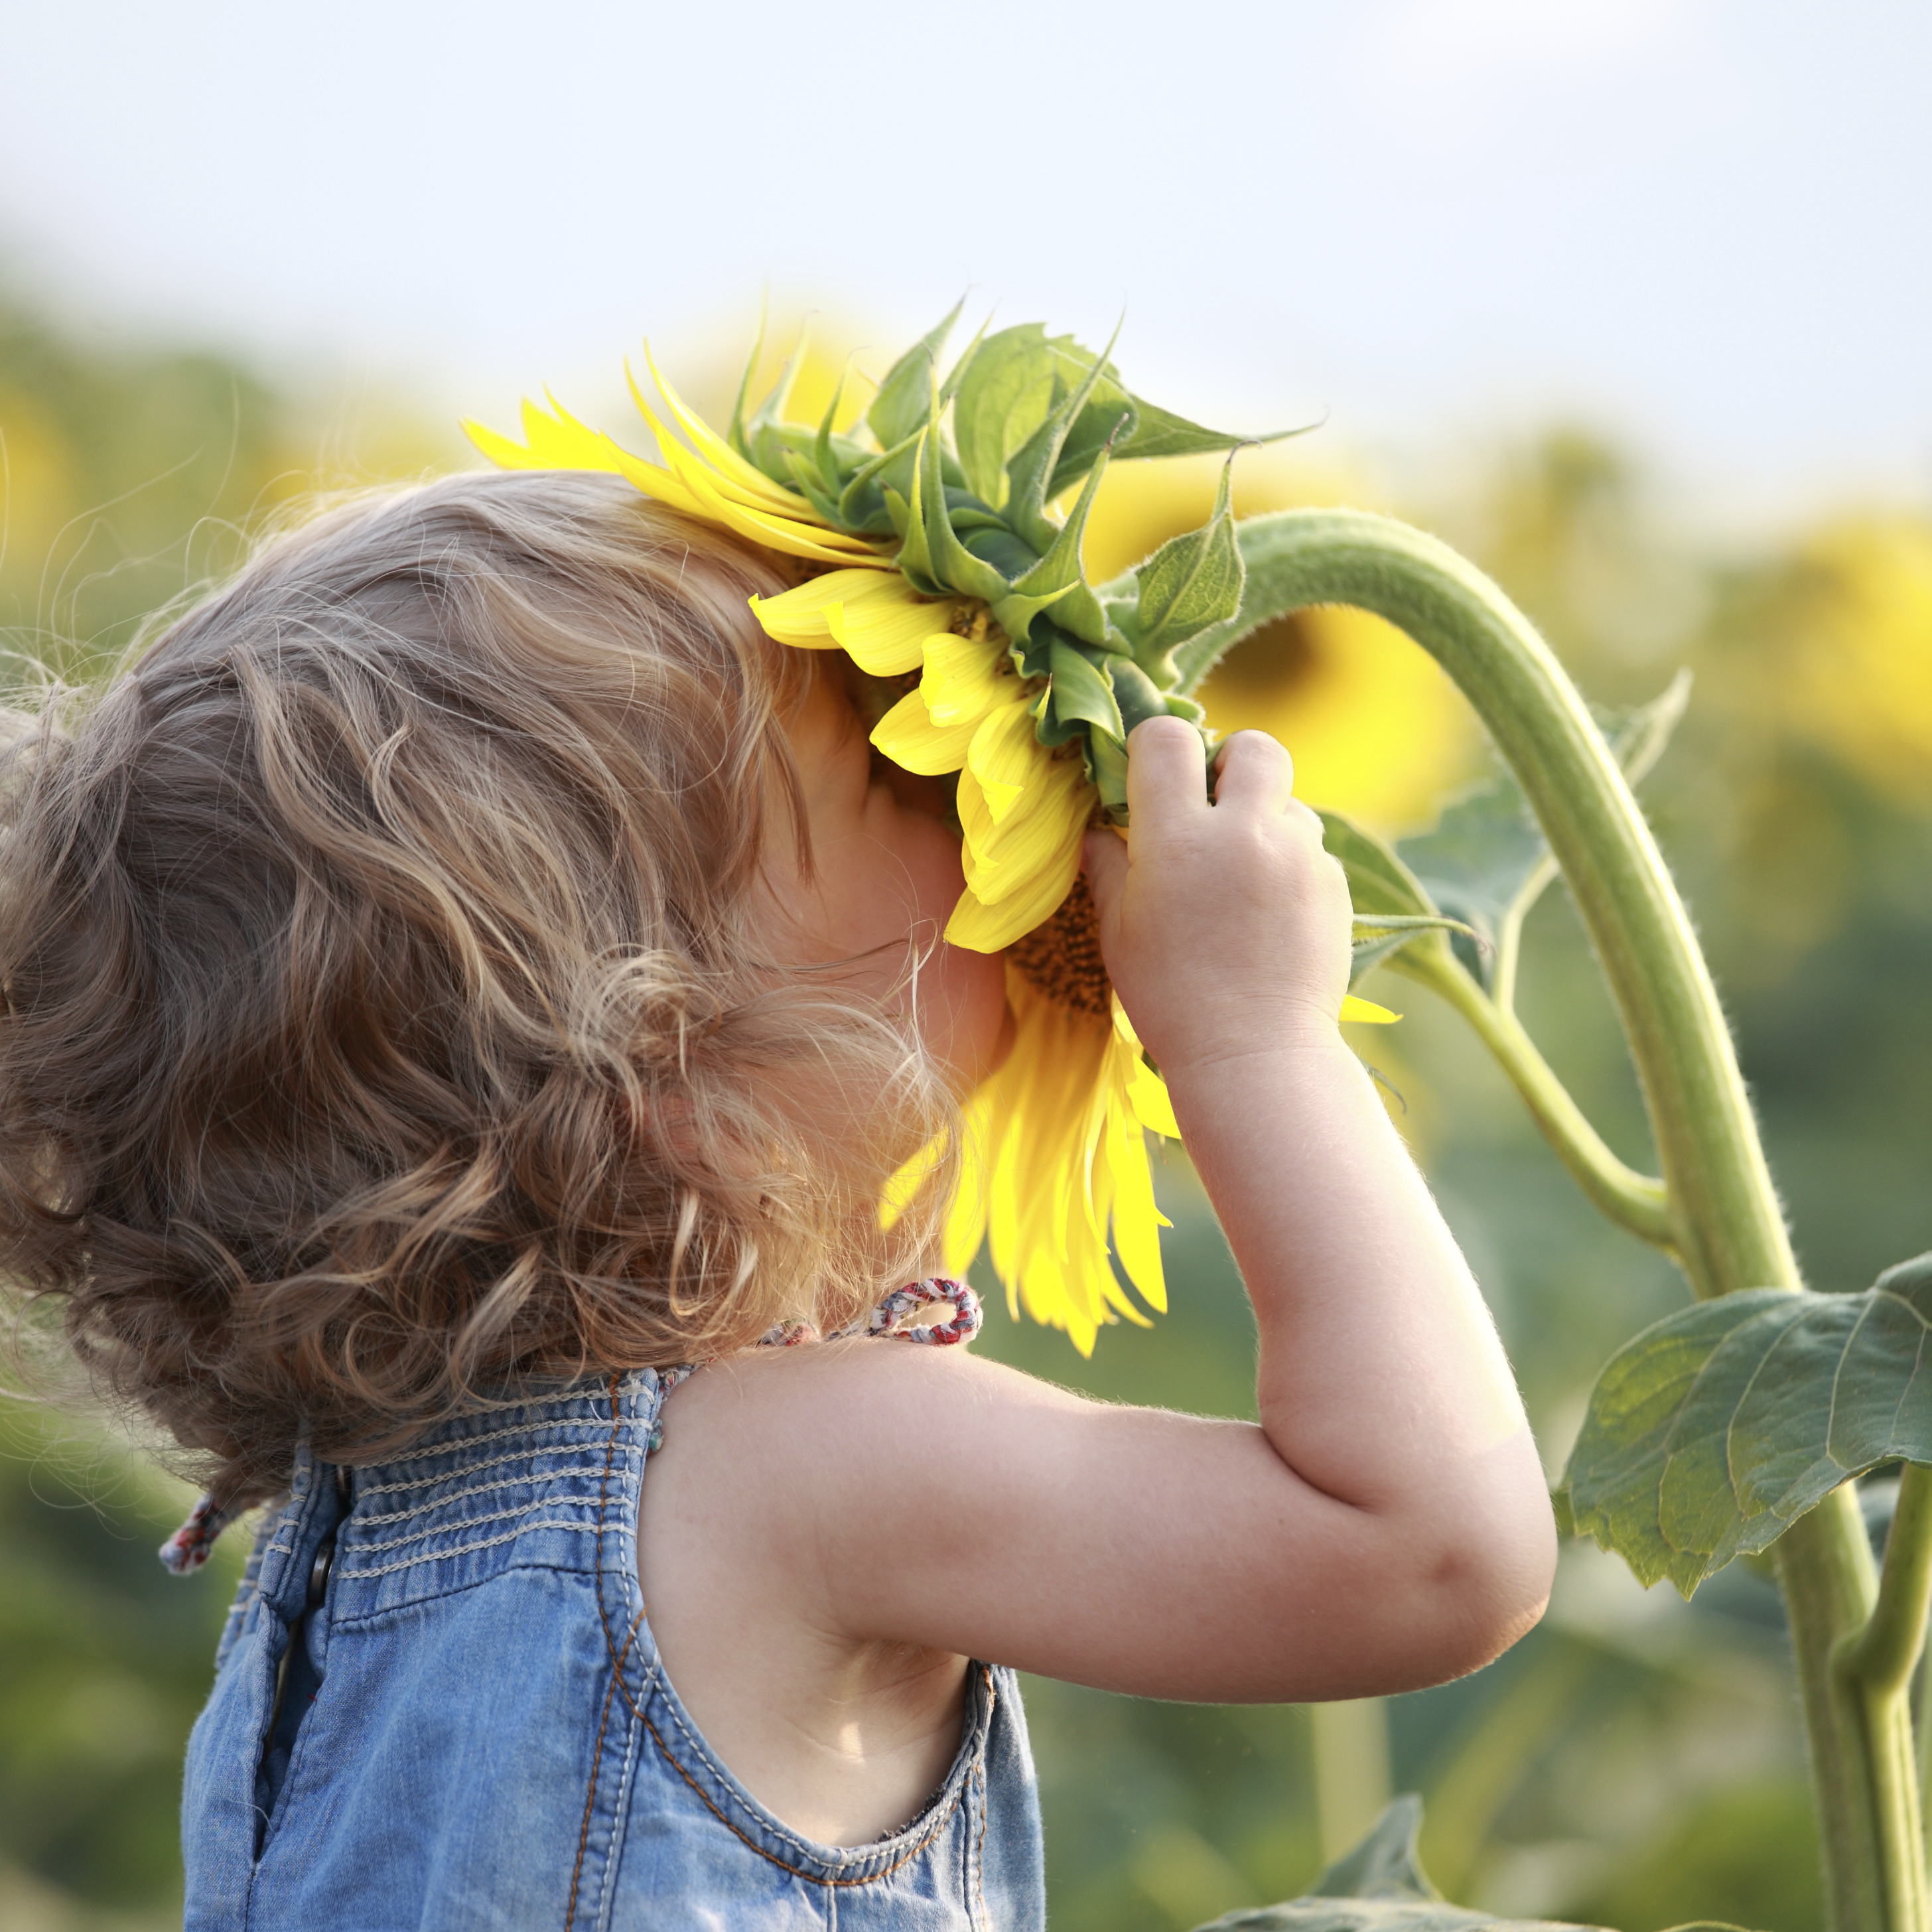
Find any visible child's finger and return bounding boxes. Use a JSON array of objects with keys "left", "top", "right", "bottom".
[
  {"left": 1081, "top": 825, "right": 1128, "bottom": 934},
  {"left": 1211, "top": 730, "right": 1296, "bottom": 813},
  {"left": 1124, "top": 716, "right": 1209, "bottom": 830}
]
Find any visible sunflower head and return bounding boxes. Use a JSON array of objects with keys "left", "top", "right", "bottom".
[
  {"left": 739, "top": 307, "right": 1318, "bottom": 815},
  {"left": 468, "top": 308, "right": 1306, "bottom": 825}
]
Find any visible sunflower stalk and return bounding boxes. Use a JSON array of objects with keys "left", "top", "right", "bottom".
[{"left": 1192, "top": 506, "right": 1914, "bottom": 1932}]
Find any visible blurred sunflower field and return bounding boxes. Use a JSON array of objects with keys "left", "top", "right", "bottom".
[{"left": 3, "top": 293, "right": 1930, "bottom": 1932}]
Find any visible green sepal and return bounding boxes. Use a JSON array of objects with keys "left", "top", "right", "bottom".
[
  {"left": 810, "top": 362, "right": 854, "bottom": 495},
  {"left": 743, "top": 322, "right": 813, "bottom": 482},
  {"left": 916, "top": 381, "right": 1012, "bottom": 604},
  {"left": 1012, "top": 622, "right": 1057, "bottom": 681},
  {"left": 884, "top": 466, "right": 945, "bottom": 597},
  {"left": 866, "top": 299, "right": 962, "bottom": 451},
  {"left": 838, "top": 431, "right": 922, "bottom": 533},
  {"left": 961, "top": 526, "right": 1044, "bottom": 581},
  {"left": 993, "top": 439, "right": 1122, "bottom": 650},
  {"left": 939, "top": 489, "right": 1008, "bottom": 535},
  {"left": 1106, "top": 657, "right": 1173, "bottom": 738},
  {"left": 1088, "top": 728, "right": 1130, "bottom": 813},
  {"left": 1045, "top": 395, "right": 1138, "bottom": 506},
  {"left": 780, "top": 448, "right": 845, "bottom": 526},
  {"left": 1045, "top": 638, "right": 1125, "bottom": 744},
  {"left": 1002, "top": 324, "right": 1129, "bottom": 552},
  {"left": 725, "top": 305, "right": 770, "bottom": 460},
  {"left": 1127, "top": 456, "right": 1245, "bottom": 683}
]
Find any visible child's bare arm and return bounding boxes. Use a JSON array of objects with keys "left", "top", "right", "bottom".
[{"left": 655, "top": 719, "right": 1554, "bottom": 1704}]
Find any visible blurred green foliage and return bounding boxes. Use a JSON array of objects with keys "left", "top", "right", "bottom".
[{"left": 2, "top": 287, "right": 1927, "bottom": 1930}]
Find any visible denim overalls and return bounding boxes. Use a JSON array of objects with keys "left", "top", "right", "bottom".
[{"left": 180, "top": 1368, "right": 1046, "bottom": 1929}]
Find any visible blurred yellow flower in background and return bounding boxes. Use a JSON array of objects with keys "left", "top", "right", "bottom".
[{"left": 1769, "top": 517, "right": 1932, "bottom": 809}]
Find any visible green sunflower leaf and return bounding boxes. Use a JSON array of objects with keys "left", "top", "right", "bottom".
[
  {"left": 953, "top": 324, "right": 1062, "bottom": 511},
  {"left": 1318, "top": 813, "right": 1439, "bottom": 923},
  {"left": 1113, "top": 395, "right": 1267, "bottom": 466},
  {"left": 867, "top": 299, "right": 963, "bottom": 451},
  {"left": 1127, "top": 460, "right": 1246, "bottom": 680},
  {"left": 1557, "top": 1252, "right": 1932, "bottom": 1596},
  {"left": 1397, "top": 670, "right": 1692, "bottom": 987}
]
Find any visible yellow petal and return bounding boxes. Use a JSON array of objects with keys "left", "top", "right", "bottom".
[
  {"left": 956, "top": 756, "right": 1089, "bottom": 906},
  {"left": 878, "top": 1130, "right": 947, "bottom": 1231},
  {"left": 1341, "top": 993, "right": 1401, "bottom": 1024},
  {"left": 945, "top": 859, "right": 1081, "bottom": 951},
  {"left": 872, "top": 690, "right": 980, "bottom": 775},
  {"left": 965, "top": 701, "right": 1052, "bottom": 827},
  {"left": 943, "top": 1095, "right": 994, "bottom": 1277},
  {"left": 1125, "top": 1058, "right": 1180, "bottom": 1140},
  {"left": 750, "top": 569, "right": 906, "bottom": 646},
  {"left": 920, "top": 635, "right": 1011, "bottom": 728},
  {"left": 827, "top": 598, "right": 949, "bottom": 677},
  {"left": 654, "top": 435, "right": 882, "bottom": 565},
  {"left": 628, "top": 359, "right": 821, "bottom": 522},
  {"left": 636, "top": 344, "right": 819, "bottom": 518},
  {"left": 1105, "top": 1099, "right": 1170, "bottom": 1313}
]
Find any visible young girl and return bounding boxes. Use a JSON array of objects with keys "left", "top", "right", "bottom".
[{"left": 0, "top": 469, "right": 1554, "bottom": 1931}]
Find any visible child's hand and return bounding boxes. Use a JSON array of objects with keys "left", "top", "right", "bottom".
[{"left": 1081, "top": 719, "right": 1353, "bottom": 1077}]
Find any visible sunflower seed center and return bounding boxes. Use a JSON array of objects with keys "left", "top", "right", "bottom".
[{"left": 1008, "top": 874, "right": 1113, "bottom": 1018}]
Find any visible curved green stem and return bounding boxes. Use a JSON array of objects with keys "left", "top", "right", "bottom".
[
  {"left": 1390, "top": 939, "right": 1673, "bottom": 1249},
  {"left": 1845, "top": 1470, "right": 1932, "bottom": 1698},
  {"left": 1832, "top": 1466, "right": 1932, "bottom": 1930},
  {"left": 1200, "top": 508, "right": 1900, "bottom": 1932},
  {"left": 1191, "top": 510, "right": 1794, "bottom": 1300},
  {"left": 1491, "top": 854, "right": 1557, "bottom": 1016}
]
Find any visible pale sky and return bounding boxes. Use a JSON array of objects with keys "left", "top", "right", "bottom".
[{"left": 4, "top": 0, "right": 1927, "bottom": 526}]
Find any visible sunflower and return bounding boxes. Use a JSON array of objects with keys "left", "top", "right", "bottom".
[{"left": 467, "top": 310, "right": 1392, "bottom": 1351}]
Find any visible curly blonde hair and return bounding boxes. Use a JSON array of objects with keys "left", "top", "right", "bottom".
[{"left": 0, "top": 470, "right": 954, "bottom": 1505}]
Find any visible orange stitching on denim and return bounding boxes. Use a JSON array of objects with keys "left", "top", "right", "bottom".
[
  {"left": 587, "top": 1373, "right": 965, "bottom": 1891},
  {"left": 633, "top": 1701, "right": 961, "bottom": 1889},
  {"left": 975, "top": 1668, "right": 995, "bottom": 1927},
  {"left": 566, "top": 1619, "right": 636, "bottom": 1932}
]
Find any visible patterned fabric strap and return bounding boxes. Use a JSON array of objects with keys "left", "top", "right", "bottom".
[
  {"left": 158, "top": 1491, "right": 236, "bottom": 1576},
  {"left": 837, "top": 1276, "right": 983, "bottom": 1346},
  {"left": 161, "top": 1278, "right": 985, "bottom": 1562},
  {"left": 753, "top": 1276, "right": 983, "bottom": 1351}
]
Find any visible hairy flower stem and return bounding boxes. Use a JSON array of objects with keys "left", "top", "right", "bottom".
[{"left": 1192, "top": 508, "right": 1911, "bottom": 1932}]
